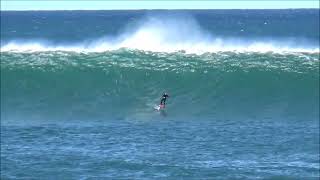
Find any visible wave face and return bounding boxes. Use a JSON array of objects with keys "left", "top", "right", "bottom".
[{"left": 1, "top": 51, "right": 319, "bottom": 122}]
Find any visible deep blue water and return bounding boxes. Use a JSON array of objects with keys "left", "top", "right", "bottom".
[
  {"left": 1, "top": 10, "right": 319, "bottom": 179},
  {"left": 1, "top": 10, "right": 319, "bottom": 43}
]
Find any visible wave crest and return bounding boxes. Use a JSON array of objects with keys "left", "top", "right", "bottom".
[{"left": 1, "top": 16, "right": 319, "bottom": 54}]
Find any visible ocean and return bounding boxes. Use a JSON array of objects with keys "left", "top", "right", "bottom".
[{"left": 1, "top": 10, "right": 319, "bottom": 179}]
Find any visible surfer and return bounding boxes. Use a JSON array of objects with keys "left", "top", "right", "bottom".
[{"left": 160, "top": 92, "right": 169, "bottom": 108}]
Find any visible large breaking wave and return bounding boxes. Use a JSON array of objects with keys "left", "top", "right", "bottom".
[{"left": 1, "top": 13, "right": 319, "bottom": 123}]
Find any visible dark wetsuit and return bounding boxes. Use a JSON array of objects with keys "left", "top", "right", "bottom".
[{"left": 160, "top": 94, "right": 169, "bottom": 106}]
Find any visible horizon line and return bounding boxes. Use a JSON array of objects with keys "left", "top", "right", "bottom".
[
  {"left": 2, "top": 1, "right": 319, "bottom": 11},
  {"left": 1, "top": 8, "right": 319, "bottom": 11}
]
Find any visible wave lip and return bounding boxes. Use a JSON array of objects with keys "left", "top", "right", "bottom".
[{"left": 1, "top": 40, "right": 319, "bottom": 54}]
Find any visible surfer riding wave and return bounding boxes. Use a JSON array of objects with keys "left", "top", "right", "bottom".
[{"left": 160, "top": 92, "right": 169, "bottom": 108}]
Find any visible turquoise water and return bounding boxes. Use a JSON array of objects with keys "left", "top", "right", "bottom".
[
  {"left": 1, "top": 10, "right": 319, "bottom": 179},
  {"left": 1, "top": 51, "right": 319, "bottom": 122}
]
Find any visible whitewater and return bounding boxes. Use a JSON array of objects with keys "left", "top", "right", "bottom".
[{"left": 1, "top": 12, "right": 319, "bottom": 54}]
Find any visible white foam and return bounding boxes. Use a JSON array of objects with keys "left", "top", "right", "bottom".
[{"left": 1, "top": 16, "right": 319, "bottom": 54}]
